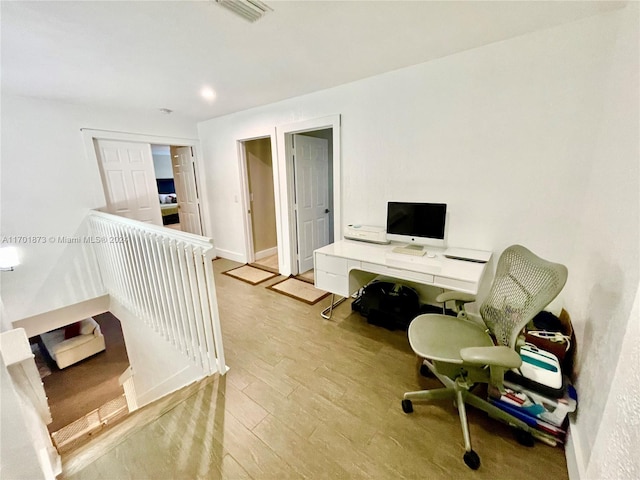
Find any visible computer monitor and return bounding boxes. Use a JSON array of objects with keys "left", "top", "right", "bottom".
[{"left": 386, "top": 202, "right": 447, "bottom": 247}]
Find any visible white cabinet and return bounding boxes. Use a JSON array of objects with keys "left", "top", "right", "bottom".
[{"left": 314, "top": 252, "right": 350, "bottom": 297}]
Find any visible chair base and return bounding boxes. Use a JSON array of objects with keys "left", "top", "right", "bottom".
[{"left": 402, "top": 381, "right": 533, "bottom": 470}]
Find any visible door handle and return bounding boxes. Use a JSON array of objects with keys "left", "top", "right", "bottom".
[{"left": 325, "top": 209, "right": 330, "bottom": 214}]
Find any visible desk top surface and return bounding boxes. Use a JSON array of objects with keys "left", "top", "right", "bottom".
[{"left": 315, "top": 240, "right": 492, "bottom": 283}]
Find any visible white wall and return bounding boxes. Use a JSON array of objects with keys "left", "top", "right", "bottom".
[
  {"left": 562, "top": 4, "right": 639, "bottom": 477},
  {"left": 0, "top": 95, "right": 198, "bottom": 326},
  {"left": 583, "top": 285, "right": 639, "bottom": 479},
  {"left": 198, "top": 6, "right": 638, "bottom": 478},
  {"left": 0, "top": 356, "right": 48, "bottom": 480},
  {"left": 199, "top": 8, "right": 625, "bottom": 264},
  {"left": 152, "top": 153, "right": 174, "bottom": 179}
]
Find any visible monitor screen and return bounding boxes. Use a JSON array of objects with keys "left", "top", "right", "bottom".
[{"left": 386, "top": 202, "right": 447, "bottom": 245}]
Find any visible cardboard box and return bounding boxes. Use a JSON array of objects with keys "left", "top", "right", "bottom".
[{"left": 525, "top": 309, "right": 575, "bottom": 380}]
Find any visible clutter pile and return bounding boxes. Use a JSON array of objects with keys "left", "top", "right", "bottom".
[{"left": 491, "top": 309, "right": 577, "bottom": 446}]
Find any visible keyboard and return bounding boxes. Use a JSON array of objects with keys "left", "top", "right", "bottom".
[{"left": 392, "top": 245, "right": 426, "bottom": 257}]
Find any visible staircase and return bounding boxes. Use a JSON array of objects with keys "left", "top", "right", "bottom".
[{"left": 2, "top": 211, "right": 228, "bottom": 479}]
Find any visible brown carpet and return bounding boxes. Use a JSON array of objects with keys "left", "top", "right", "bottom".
[
  {"left": 43, "top": 312, "right": 130, "bottom": 433},
  {"left": 223, "top": 264, "right": 277, "bottom": 285},
  {"left": 267, "top": 277, "right": 330, "bottom": 305}
]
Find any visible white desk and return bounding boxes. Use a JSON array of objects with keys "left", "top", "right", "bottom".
[{"left": 314, "top": 240, "right": 492, "bottom": 317}]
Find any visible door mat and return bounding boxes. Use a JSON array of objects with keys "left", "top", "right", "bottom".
[
  {"left": 267, "top": 277, "right": 330, "bottom": 305},
  {"left": 223, "top": 265, "right": 277, "bottom": 285}
]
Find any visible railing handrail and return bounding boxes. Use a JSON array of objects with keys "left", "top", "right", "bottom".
[
  {"left": 88, "top": 210, "right": 214, "bottom": 249},
  {"left": 87, "top": 210, "right": 225, "bottom": 376}
]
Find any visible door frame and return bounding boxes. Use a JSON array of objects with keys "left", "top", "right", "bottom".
[
  {"left": 237, "top": 134, "right": 278, "bottom": 265},
  {"left": 81, "top": 129, "right": 211, "bottom": 238},
  {"left": 275, "top": 115, "right": 341, "bottom": 277}
]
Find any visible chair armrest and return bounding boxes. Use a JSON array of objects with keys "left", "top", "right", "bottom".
[
  {"left": 460, "top": 346, "right": 522, "bottom": 369},
  {"left": 436, "top": 291, "right": 476, "bottom": 304}
]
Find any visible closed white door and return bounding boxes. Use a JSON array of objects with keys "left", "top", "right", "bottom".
[
  {"left": 94, "top": 139, "right": 162, "bottom": 225},
  {"left": 293, "top": 134, "right": 329, "bottom": 273},
  {"left": 171, "top": 146, "right": 202, "bottom": 235}
]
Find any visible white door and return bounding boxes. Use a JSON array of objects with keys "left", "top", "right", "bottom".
[
  {"left": 94, "top": 139, "right": 162, "bottom": 225},
  {"left": 293, "top": 134, "right": 330, "bottom": 273},
  {"left": 171, "top": 146, "right": 202, "bottom": 235}
]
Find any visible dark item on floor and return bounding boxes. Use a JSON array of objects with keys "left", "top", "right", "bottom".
[
  {"left": 505, "top": 368, "right": 567, "bottom": 399},
  {"left": 162, "top": 214, "right": 179, "bottom": 225},
  {"left": 352, "top": 281, "right": 420, "bottom": 330}
]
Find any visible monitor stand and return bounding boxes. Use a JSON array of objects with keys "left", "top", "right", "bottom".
[{"left": 391, "top": 244, "right": 427, "bottom": 257}]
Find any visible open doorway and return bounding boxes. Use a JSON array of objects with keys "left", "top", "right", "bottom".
[
  {"left": 274, "top": 115, "right": 341, "bottom": 278},
  {"left": 86, "top": 129, "right": 209, "bottom": 237},
  {"left": 151, "top": 144, "right": 203, "bottom": 235},
  {"left": 239, "top": 137, "right": 279, "bottom": 273}
]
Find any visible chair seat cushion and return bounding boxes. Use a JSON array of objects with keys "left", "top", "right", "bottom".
[{"left": 408, "top": 314, "right": 494, "bottom": 364}]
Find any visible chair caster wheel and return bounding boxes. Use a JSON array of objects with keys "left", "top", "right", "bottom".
[
  {"left": 419, "top": 364, "right": 433, "bottom": 377},
  {"left": 401, "top": 399, "right": 413, "bottom": 414},
  {"left": 515, "top": 430, "right": 535, "bottom": 447},
  {"left": 463, "top": 450, "right": 480, "bottom": 470}
]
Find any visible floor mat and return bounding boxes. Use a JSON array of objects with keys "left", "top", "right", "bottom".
[
  {"left": 223, "top": 264, "right": 278, "bottom": 285},
  {"left": 267, "top": 277, "right": 330, "bottom": 305}
]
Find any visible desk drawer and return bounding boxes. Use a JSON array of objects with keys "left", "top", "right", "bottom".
[
  {"left": 315, "top": 253, "right": 348, "bottom": 276},
  {"left": 315, "top": 270, "right": 349, "bottom": 297},
  {"left": 434, "top": 276, "right": 476, "bottom": 295},
  {"left": 361, "top": 261, "right": 435, "bottom": 285}
]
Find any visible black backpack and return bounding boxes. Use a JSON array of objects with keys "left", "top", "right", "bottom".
[{"left": 352, "top": 281, "right": 420, "bottom": 330}]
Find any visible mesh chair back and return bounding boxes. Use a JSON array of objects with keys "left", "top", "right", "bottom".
[{"left": 479, "top": 245, "right": 568, "bottom": 348}]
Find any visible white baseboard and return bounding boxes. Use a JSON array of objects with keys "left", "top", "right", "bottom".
[
  {"left": 565, "top": 417, "right": 586, "bottom": 480},
  {"left": 215, "top": 248, "right": 246, "bottom": 264},
  {"left": 255, "top": 247, "right": 277, "bottom": 261}
]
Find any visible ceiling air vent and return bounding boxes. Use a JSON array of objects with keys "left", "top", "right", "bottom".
[{"left": 215, "top": 0, "right": 273, "bottom": 22}]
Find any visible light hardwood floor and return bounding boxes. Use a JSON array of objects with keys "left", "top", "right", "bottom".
[
  {"left": 65, "top": 258, "right": 569, "bottom": 480},
  {"left": 252, "top": 253, "right": 279, "bottom": 273}
]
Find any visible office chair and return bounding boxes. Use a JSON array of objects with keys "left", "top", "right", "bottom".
[{"left": 401, "top": 245, "right": 568, "bottom": 470}]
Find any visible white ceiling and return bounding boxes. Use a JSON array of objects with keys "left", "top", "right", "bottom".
[{"left": 1, "top": 1, "right": 623, "bottom": 122}]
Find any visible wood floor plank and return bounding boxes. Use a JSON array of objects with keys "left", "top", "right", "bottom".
[
  {"left": 308, "top": 422, "right": 404, "bottom": 479},
  {"left": 252, "top": 414, "right": 351, "bottom": 478},
  {"left": 242, "top": 377, "right": 321, "bottom": 439},
  {"left": 220, "top": 380, "right": 269, "bottom": 430}
]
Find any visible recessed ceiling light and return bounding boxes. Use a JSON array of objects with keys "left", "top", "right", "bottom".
[{"left": 201, "top": 87, "right": 216, "bottom": 102}]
